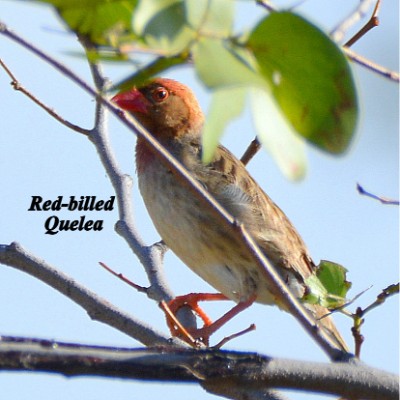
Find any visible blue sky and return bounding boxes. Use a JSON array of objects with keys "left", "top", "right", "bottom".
[{"left": 0, "top": 1, "right": 398, "bottom": 400}]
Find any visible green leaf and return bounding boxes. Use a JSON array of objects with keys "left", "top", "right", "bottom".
[
  {"left": 202, "top": 87, "right": 247, "bottom": 163},
  {"left": 185, "top": 0, "right": 234, "bottom": 37},
  {"left": 66, "top": 49, "right": 131, "bottom": 63},
  {"left": 303, "top": 275, "right": 330, "bottom": 307},
  {"left": 38, "top": 0, "right": 137, "bottom": 45},
  {"left": 250, "top": 88, "right": 307, "bottom": 180},
  {"left": 317, "top": 260, "right": 351, "bottom": 299},
  {"left": 193, "top": 37, "right": 264, "bottom": 88},
  {"left": 192, "top": 38, "right": 264, "bottom": 162},
  {"left": 248, "top": 11, "right": 358, "bottom": 154},
  {"left": 112, "top": 55, "right": 187, "bottom": 91},
  {"left": 133, "top": 0, "right": 195, "bottom": 54},
  {"left": 304, "top": 260, "right": 351, "bottom": 308}
]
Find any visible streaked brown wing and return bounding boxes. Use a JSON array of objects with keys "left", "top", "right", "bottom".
[{"left": 203, "top": 144, "right": 315, "bottom": 280}]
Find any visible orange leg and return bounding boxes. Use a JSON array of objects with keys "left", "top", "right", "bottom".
[
  {"left": 163, "top": 292, "right": 256, "bottom": 346},
  {"left": 168, "top": 293, "right": 229, "bottom": 326}
]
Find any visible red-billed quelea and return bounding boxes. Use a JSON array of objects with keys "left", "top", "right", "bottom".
[{"left": 112, "top": 78, "right": 348, "bottom": 351}]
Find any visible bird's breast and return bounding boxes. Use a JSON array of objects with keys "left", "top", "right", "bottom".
[{"left": 137, "top": 156, "right": 279, "bottom": 305}]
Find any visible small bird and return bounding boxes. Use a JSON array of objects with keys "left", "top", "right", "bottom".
[{"left": 112, "top": 78, "right": 348, "bottom": 351}]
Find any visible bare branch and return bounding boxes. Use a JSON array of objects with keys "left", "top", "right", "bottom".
[
  {"left": 0, "top": 58, "right": 90, "bottom": 135},
  {"left": 331, "top": 0, "right": 398, "bottom": 82},
  {"left": 362, "top": 283, "right": 399, "bottom": 315},
  {"left": 333, "top": 0, "right": 399, "bottom": 83},
  {"left": 357, "top": 183, "right": 399, "bottom": 205},
  {"left": 344, "top": 47, "right": 399, "bottom": 82},
  {"left": 0, "top": 242, "right": 175, "bottom": 347},
  {"left": 0, "top": 336, "right": 397, "bottom": 400},
  {"left": 99, "top": 261, "right": 149, "bottom": 293},
  {"left": 0, "top": 23, "right": 177, "bottom": 305},
  {"left": 256, "top": 0, "right": 276, "bottom": 13},
  {"left": 79, "top": 42, "right": 178, "bottom": 306},
  {"left": 349, "top": 284, "right": 398, "bottom": 357},
  {"left": 0, "top": 23, "right": 195, "bottom": 339},
  {"left": 352, "top": 306, "right": 365, "bottom": 358},
  {"left": 211, "top": 324, "right": 257, "bottom": 349},
  {"left": 345, "top": 0, "right": 381, "bottom": 47},
  {"left": 330, "top": 0, "right": 376, "bottom": 43}
]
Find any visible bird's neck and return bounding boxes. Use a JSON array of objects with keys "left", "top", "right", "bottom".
[
  {"left": 135, "top": 137, "right": 156, "bottom": 174},
  {"left": 135, "top": 130, "right": 202, "bottom": 174}
]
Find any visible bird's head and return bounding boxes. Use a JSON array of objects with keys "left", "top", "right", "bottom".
[{"left": 112, "top": 78, "right": 204, "bottom": 142}]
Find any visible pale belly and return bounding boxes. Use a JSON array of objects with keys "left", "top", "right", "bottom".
[{"left": 138, "top": 163, "right": 278, "bottom": 305}]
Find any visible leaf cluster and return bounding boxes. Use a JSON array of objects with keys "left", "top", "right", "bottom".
[{"left": 37, "top": 0, "right": 358, "bottom": 180}]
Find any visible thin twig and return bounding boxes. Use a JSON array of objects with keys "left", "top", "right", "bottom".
[
  {"left": 357, "top": 183, "right": 399, "bottom": 205},
  {"left": 212, "top": 324, "right": 256, "bottom": 349},
  {"left": 351, "top": 307, "right": 365, "bottom": 358},
  {"left": 1, "top": 23, "right": 186, "bottom": 341},
  {"left": 319, "top": 286, "right": 373, "bottom": 319},
  {"left": 350, "top": 283, "right": 398, "bottom": 357},
  {"left": 343, "top": 47, "right": 400, "bottom": 82},
  {"left": 345, "top": 0, "right": 381, "bottom": 47},
  {"left": 256, "top": 0, "right": 276, "bottom": 13},
  {"left": 98, "top": 262, "right": 149, "bottom": 293},
  {"left": 0, "top": 242, "right": 174, "bottom": 347},
  {"left": 331, "top": 0, "right": 398, "bottom": 82},
  {"left": 330, "top": 0, "right": 376, "bottom": 43},
  {"left": 2, "top": 22, "right": 195, "bottom": 341},
  {"left": 361, "top": 283, "right": 399, "bottom": 316},
  {"left": 81, "top": 40, "right": 177, "bottom": 305},
  {"left": 0, "top": 58, "right": 90, "bottom": 135}
]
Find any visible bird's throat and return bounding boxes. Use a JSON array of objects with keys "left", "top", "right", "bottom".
[{"left": 135, "top": 138, "right": 157, "bottom": 174}]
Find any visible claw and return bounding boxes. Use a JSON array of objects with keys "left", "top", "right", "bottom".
[{"left": 161, "top": 292, "right": 256, "bottom": 347}]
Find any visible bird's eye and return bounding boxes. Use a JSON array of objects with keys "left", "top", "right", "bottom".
[{"left": 151, "top": 87, "right": 169, "bottom": 102}]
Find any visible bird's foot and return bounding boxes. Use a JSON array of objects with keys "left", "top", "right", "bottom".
[{"left": 161, "top": 293, "right": 256, "bottom": 347}]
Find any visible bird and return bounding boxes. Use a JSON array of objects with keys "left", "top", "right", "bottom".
[{"left": 112, "top": 78, "right": 348, "bottom": 351}]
